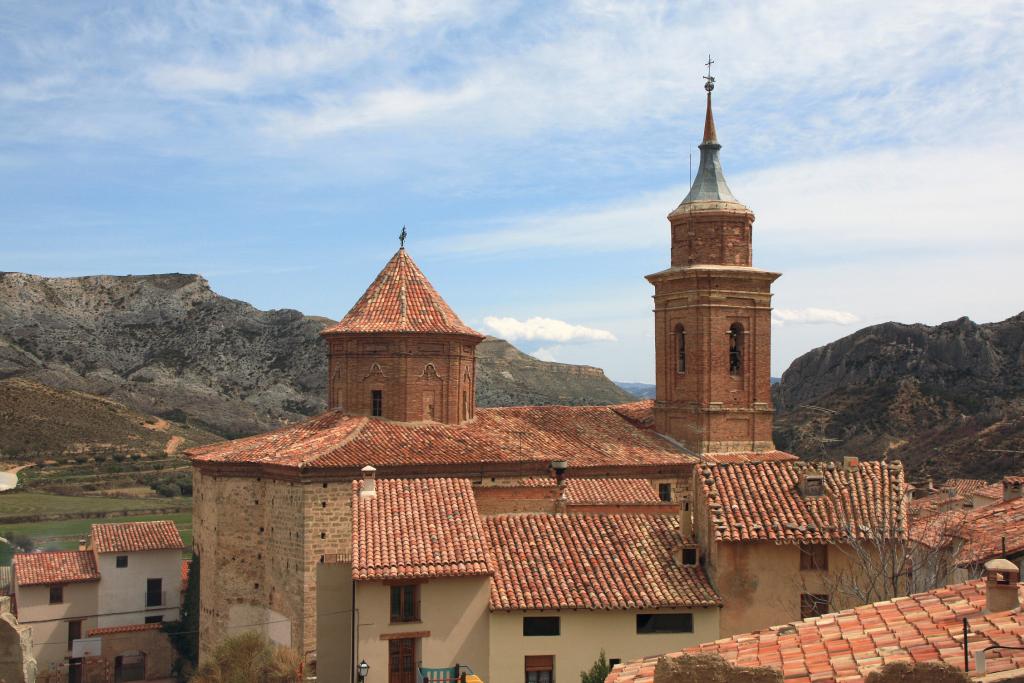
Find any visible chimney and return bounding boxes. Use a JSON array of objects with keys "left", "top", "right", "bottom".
[
  {"left": 842, "top": 456, "right": 859, "bottom": 470},
  {"left": 799, "top": 469, "right": 825, "bottom": 498},
  {"left": 679, "top": 494, "right": 693, "bottom": 539},
  {"left": 78, "top": 538, "right": 87, "bottom": 551},
  {"left": 983, "top": 558, "right": 1020, "bottom": 613},
  {"left": 360, "top": 465, "right": 377, "bottom": 498},
  {"left": 1003, "top": 477, "right": 1023, "bottom": 502}
]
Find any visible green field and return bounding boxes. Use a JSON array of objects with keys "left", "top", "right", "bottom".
[
  {"left": 0, "top": 491, "right": 191, "bottom": 522},
  {"left": 0, "top": 493, "right": 193, "bottom": 564}
]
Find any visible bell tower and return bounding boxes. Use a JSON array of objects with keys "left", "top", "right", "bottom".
[{"left": 646, "top": 69, "right": 779, "bottom": 454}]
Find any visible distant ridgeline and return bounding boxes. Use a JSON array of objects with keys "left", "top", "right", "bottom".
[{"left": 0, "top": 272, "right": 634, "bottom": 445}]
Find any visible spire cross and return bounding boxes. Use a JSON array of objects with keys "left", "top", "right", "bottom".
[
  {"left": 399, "top": 225, "right": 407, "bottom": 248},
  {"left": 704, "top": 54, "right": 715, "bottom": 92}
]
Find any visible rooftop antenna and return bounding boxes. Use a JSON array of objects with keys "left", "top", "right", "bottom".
[{"left": 398, "top": 225, "right": 407, "bottom": 248}]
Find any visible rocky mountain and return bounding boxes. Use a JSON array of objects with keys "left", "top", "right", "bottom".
[
  {"left": 615, "top": 381, "right": 656, "bottom": 399},
  {"left": 773, "top": 313, "right": 1024, "bottom": 481},
  {"left": 0, "top": 377, "right": 222, "bottom": 458},
  {"left": 477, "top": 337, "right": 635, "bottom": 406},
  {"left": 0, "top": 272, "right": 635, "bottom": 440}
]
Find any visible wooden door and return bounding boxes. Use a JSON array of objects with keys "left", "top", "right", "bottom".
[{"left": 388, "top": 638, "right": 416, "bottom": 683}]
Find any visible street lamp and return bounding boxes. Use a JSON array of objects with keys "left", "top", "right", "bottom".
[{"left": 357, "top": 660, "right": 369, "bottom": 683}]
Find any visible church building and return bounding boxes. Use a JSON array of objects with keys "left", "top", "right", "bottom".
[{"left": 186, "top": 74, "right": 905, "bottom": 681}]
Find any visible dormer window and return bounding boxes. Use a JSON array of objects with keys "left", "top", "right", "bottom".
[{"left": 728, "top": 324, "right": 743, "bottom": 375}]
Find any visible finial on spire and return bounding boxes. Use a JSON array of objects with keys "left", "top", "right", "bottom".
[
  {"left": 702, "top": 55, "right": 718, "bottom": 145},
  {"left": 399, "top": 225, "right": 407, "bottom": 248},
  {"left": 704, "top": 54, "right": 715, "bottom": 92}
]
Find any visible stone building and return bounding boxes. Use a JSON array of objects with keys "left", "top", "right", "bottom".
[{"left": 186, "top": 75, "right": 907, "bottom": 679}]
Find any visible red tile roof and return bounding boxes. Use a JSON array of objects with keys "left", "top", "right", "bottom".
[
  {"left": 188, "top": 404, "right": 696, "bottom": 472},
  {"left": 973, "top": 482, "right": 1004, "bottom": 501},
  {"left": 955, "top": 496, "right": 1024, "bottom": 565},
  {"left": 88, "top": 623, "right": 164, "bottom": 636},
  {"left": 606, "top": 580, "right": 1024, "bottom": 683},
  {"left": 610, "top": 400, "right": 655, "bottom": 429},
  {"left": 90, "top": 520, "right": 184, "bottom": 554},
  {"left": 352, "top": 478, "right": 491, "bottom": 581},
  {"left": 943, "top": 478, "right": 988, "bottom": 496},
  {"left": 321, "top": 248, "right": 483, "bottom": 337},
  {"left": 486, "top": 513, "right": 720, "bottom": 610},
  {"left": 13, "top": 550, "right": 100, "bottom": 587},
  {"left": 699, "top": 460, "right": 907, "bottom": 544},
  {"left": 702, "top": 451, "right": 798, "bottom": 464},
  {"left": 493, "top": 477, "right": 662, "bottom": 505}
]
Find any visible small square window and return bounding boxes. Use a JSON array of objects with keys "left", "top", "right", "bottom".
[
  {"left": 389, "top": 583, "right": 420, "bottom": 623},
  {"left": 658, "top": 483, "right": 672, "bottom": 502},
  {"left": 800, "top": 593, "right": 830, "bottom": 619},
  {"left": 523, "top": 616, "right": 560, "bottom": 636},
  {"left": 49, "top": 585, "right": 64, "bottom": 605},
  {"left": 681, "top": 547, "right": 698, "bottom": 566},
  {"left": 145, "top": 615, "right": 164, "bottom": 624},
  {"left": 116, "top": 555, "right": 128, "bottom": 568}
]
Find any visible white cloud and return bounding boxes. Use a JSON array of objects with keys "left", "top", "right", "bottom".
[
  {"left": 483, "top": 316, "right": 617, "bottom": 343},
  {"left": 772, "top": 308, "right": 859, "bottom": 326},
  {"left": 530, "top": 346, "right": 559, "bottom": 362}
]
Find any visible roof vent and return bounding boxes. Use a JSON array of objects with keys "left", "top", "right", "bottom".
[
  {"left": 360, "top": 465, "right": 377, "bottom": 498},
  {"left": 983, "top": 558, "right": 1020, "bottom": 613},
  {"left": 1003, "top": 477, "right": 1023, "bottom": 502},
  {"left": 800, "top": 470, "right": 825, "bottom": 498}
]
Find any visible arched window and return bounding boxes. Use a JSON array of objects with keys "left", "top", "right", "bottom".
[
  {"left": 675, "top": 324, "right": 686, "bottom": 373},
  {"left": 728, "top": 323, "right": 743, "bottom": 375}
]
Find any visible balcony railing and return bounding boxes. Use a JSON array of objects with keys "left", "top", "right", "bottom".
[{"left": 145, "top": 591, "right": 166, "bottom": 608}]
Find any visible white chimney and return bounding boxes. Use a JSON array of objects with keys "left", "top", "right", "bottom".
[
  {"left": 1003, "top": 477, "right": 1023, "bottom": 502},
  {"left": 983, "top": 558, "right": 1020, "bottom": 613},
  {"left": 842, "top": 456, "right": 859, "bottom": 470},
  {"left": 360, "top": 465, "right": 377, "bottom": 498}
]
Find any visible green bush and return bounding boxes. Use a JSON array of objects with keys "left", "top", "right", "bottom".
[{"left": 580, "top": 651, "right": 611, "bottom": 683}]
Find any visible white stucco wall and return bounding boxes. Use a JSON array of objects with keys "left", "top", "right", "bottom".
[
  {"left": 95, "top": 548, "right": 182, "bottom": 628},
  {"left": 13, "top": 580, "right": 98, "bottom": 673}
]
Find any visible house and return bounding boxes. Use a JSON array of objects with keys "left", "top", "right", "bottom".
[
  {"left": 606, "top": 559, "right": 1024, "bottom": 682},
  {"left": 11, "top": 520, "right": 184, "bottom": 680},
  {"left": 318, "top": 472, "right": 720, "bottom": 683},
  {"left": 692, "top": 457, "right": 908, "bottom": 636}
]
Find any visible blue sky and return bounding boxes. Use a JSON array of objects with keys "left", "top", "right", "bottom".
[{"left": 2, "top": 1, "right": 1023, "bottom": 383}]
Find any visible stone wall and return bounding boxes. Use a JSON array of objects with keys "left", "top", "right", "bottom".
[
  {"left": 0, "top": 596, "right": 35, "bottom": 683},
  {"left": 81, "top": 625, "right": 174, "bottom": 683},
  {"left": 653, "top": 653, "right": 781, "bottom": 683}
]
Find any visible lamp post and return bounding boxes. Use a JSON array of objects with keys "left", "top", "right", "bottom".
[{"left": 357, "top": 660, "right": 369, "bottom": 683}]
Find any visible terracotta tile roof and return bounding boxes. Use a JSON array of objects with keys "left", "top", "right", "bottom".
[
  {"left": 606, "top": 580, "right": 1024, "bottom": 683},
  {"left": 352, "top": 478, "right": 491, "bottom": 581},
  {"left": 486, "top": 513, "right": 720, "bottom": 610},
  {"left": 908, "top": 491, "right": 967, "bottom": 518},
  {"left": 956, "top": 496, "right": 1024, "bottom": 565},
  {"left": 973, "top": 481, "right": 1004, "bottom": 501},
  {"left": 943, "top": 478, "right": 988, "bottom": 496},
  {"left": 699, "top": 460, "right": 907, "bottom": 544},
  {"left": 90, "top": 520, "right": 184, "bottom": 554},
  {"left": 188, "top": 404, "right": 696, "bottom": 472},
  {"left": 702, "top": 451, "right": 798, "bottom": 464},
  {"left": 490, "top": 477, "right": 662, "bottom": 505},
  {"left": 610, "top": 400, "right": 655, "bottom": 428},
  {"left": 88, "top": 623, "right": 164, "bottom": 636},
  {"left": 13, "top": 550, "right": 100, "bottom": 587},
  {"left": 321, "top": 248, "right": 483, "bottom": 337}
]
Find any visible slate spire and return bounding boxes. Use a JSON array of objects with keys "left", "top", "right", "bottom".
[{"left": 680, "top": 66, "right": 738, "bottom": 205}]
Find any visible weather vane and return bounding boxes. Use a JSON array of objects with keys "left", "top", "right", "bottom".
[
  {"left": 399, "top": 225, "right": 407, "bottom": 248},
  {"left": 704, "top": 54, "right": 715, "bottom": 92}
]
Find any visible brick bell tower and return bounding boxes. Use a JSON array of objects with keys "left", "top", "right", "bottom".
[
  {"left": 646, "top": 71, "right": 780, "bottom": 454},
  {"left": 320, "top": 231, "right": 484, "bottom": 424}
]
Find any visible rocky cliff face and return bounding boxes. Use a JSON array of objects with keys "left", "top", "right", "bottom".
[
  {"left": 773, "top": 313, "right": 1024, "bottom": 480},
  {"left": 0, "top": 272, "right": 634, "bottom": 439}
]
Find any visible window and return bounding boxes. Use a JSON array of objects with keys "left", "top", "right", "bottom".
[
  {"left": 389, "top": 583, "right": 420, "bottom": 623},
  {"left": 800, "top": 593, "right": 830, "bottom": 619},
  {"left": 371, "top": 390, "right": 383, "bottom": 417},
  {"left": 658, "top": 483, "right": 672, "bottom": 502},
  {"left": 728, "top": 324, "right": 743, "bottom": 375},
  {"left": 675, "top": 325, "right": 686, "bottom": 373},
  {"left": 523, "top": 616, "right": 560, "bottom": 636},
  {"left": 462, "top": 390, "right": 468, "bottom": 421},
  {"left": 609, "top": 659, "right": 621, "bottom": 668},
  {"left": 116, "top": 555, "right": 128, "bottom": 568},
  {"left": 67, "top": 619, "right": 82, "bottom": 650},
  {"left": 144, "top": 615, "right": 164, "bottom": 624},
  {"left": 681, "top": 547, "right": 698, "bottom": 566},
  {"left": 49, "top": 585, "right": 63, "bottom": 604},
  {"left": 525, "top": 655, "right": 554, "bottom": 683},
  {"left": 799, "top": 544, "right": 828, "bottom": 571},
  {"left": 146, "top": 578, "right": 163, "bottom": 608},
  {"left": 636, "top": 613, "right": 693, "bottom": 634}
]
